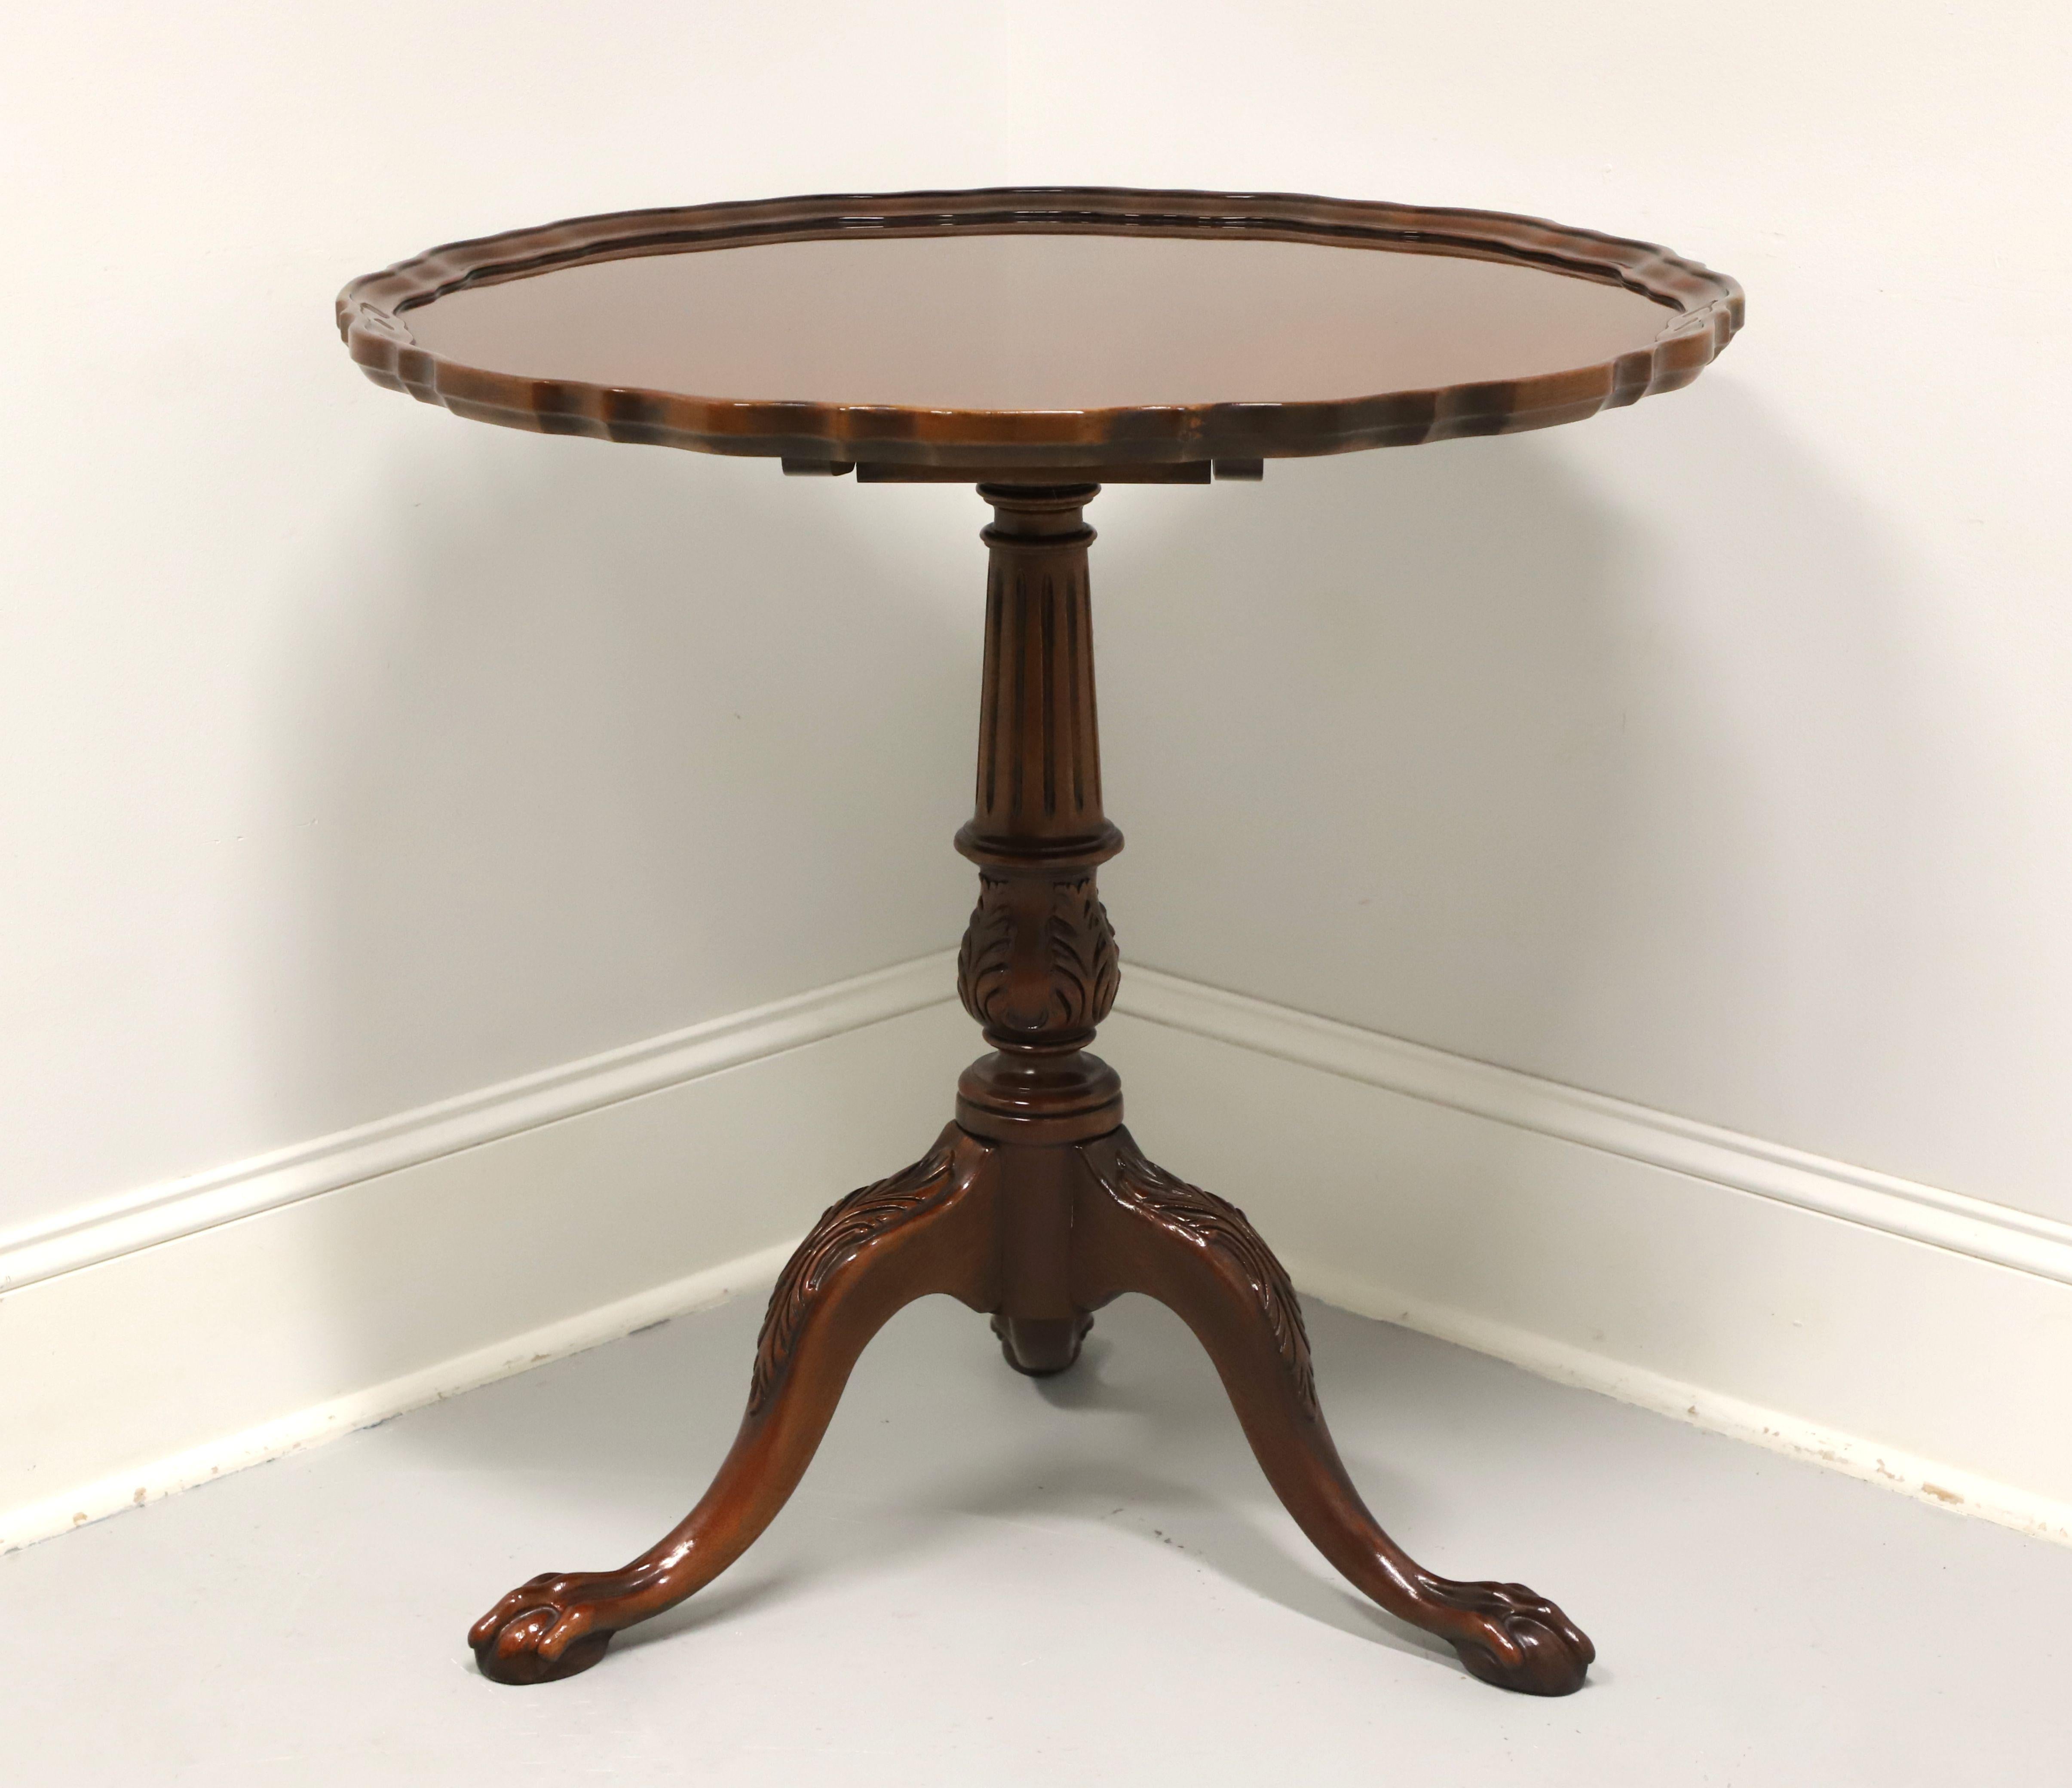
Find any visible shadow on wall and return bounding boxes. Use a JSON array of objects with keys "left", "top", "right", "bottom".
[
  {"left": 1096, "top": 378, "right": 1940, "bottom": 1177},
  {"left": 1098, "top": 424, "right": 1647, "bottom": 1067},
  {"left": 254, "top": 424, "right": 996, "bottom": 1473},
  {"left": 255, "top": 428, "right": 980, "bottom": 1146},
  {"left": 1089, "top": 377, "right": 1995, "bottom": 1386}
]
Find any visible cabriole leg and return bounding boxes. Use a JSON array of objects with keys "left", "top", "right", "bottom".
[
  {"left": 469, "top": 1127, "right": 997, "bottom": 1683},
  {"left": 1069, "top": 1130, "right": 1594, "bottom": 1695}
]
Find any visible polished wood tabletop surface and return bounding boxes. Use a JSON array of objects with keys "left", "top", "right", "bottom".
[
  {"left": 401, "top": 233, "right": 1677, "bottom": 410},
  {"left": 341, "top": 187, "right": 1741, "bottom": 473}
]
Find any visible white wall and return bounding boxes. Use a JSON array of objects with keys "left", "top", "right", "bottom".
[{"left": 5, "top": 9, "right": 2066, "bottom": 1271}]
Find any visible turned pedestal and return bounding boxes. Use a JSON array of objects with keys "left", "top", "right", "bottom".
[{"left": 464, "top": 484, "right": 1596, "bottom": 1696}]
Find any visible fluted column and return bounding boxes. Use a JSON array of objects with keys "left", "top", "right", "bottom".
[{"left": 954, "top": 484, "right": 1123, "bottom": 1142}]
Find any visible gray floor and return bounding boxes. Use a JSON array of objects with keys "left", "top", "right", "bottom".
[{"left": 8, "top": 1290, "right": 2064, "bottom": 1784}]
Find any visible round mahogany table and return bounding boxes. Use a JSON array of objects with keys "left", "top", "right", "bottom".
[{"left": 339, "top": 187, "right": 1741, "bottom": 1695}]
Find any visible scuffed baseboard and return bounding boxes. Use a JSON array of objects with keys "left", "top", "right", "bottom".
[
  {"left": 1100, "top": 972, "right": 2072, "bottom": 1546},
  {"left": 3, "top": 1241, "right": 795, "bottom": 1554},
  {"left": 1, "top": 956, "right": 969, "bottom": 1550},
  {"left": 8, "top": 954, "right": 2069, "bottom": 1552}
]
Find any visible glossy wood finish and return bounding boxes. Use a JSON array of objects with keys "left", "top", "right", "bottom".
[
  {"left": 338, "top": 186, "right": 1740, "bottom": 475},
  {"left": 469, "top": 1126, "right": 999, "bottom": 1685},
  {"left": 954, "top": 485, "right": 1125, "bottom": 1153},
  {"left": 468, "top": 486, "right": 1594, "bottom": 1695},
  {"left": 397, "top": 236, "right": 1677, "bottom": 407}
]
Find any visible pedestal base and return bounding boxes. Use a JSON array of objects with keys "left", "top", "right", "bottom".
[
  {"left": 469, "top": 1111, "right": 1593, "bottom": 1696},
  {"left": 467, "top": 481, "right": 1592, "bottom": 1696}
]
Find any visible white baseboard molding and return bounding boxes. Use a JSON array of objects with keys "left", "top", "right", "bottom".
[
  {"left": 1115, "top": 968, "right": 2072, "bottom": 1287},
  {"left": 1, "top": 959, "right": 971, "bottom": 1552},
  {"left": 0, "top": 953, "right": 958, "bottom": 1295},
  {"left": 9, "top": 953, "right": 2069, "bottom": 1556},
  {"left": 2, "top": 1241, "right": 794, "bottom": 1555},
  {"left": 1290, "top": 1266, "right": 2072, "bottom": 1548},
  {"left": 1102, "top": 974, "right": 2072, "bottom": 1547}
]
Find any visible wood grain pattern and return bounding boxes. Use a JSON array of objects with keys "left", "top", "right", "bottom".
[{"left": 337, "top": 186, "right": 1741, "bottom": 473}]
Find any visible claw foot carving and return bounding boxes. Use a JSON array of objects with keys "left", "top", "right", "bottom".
[
  {"left": 469, "top": 1571, "right": 639, "bottom": 1685},
  {"left": 1429, "top": 1578, "right": 1594, "bottom": 1696}
]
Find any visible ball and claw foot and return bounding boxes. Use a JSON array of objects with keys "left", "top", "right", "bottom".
[
  {"left": 1440, "top": 1580, "right": 1595, "bottom": 1696},
  {"left": 469, "top": 1573, "right": 629, "bottom": 1685}
]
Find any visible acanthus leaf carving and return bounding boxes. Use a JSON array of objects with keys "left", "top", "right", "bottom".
[
  {"left": 1045, "top": 876, "right": 1120, "bottom": 1032},
  {"left": 957, "top": 873, "right": 1119, "bottom": 1042},
  {"left": 1107, "top": 1139, "right": 1318, "bottom": 1417},
  {"left": 956, "top": 876, "right": 1018, "bottom": 1031},
  {"left": 748, "top": 1141, "right": 962, "bottom": 1413}
]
